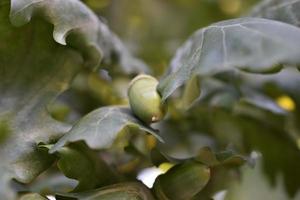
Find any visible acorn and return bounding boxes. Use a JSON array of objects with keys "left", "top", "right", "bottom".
[
  {"left": 56, "top": 182, "right": 155, "bottom": 199},
  {"left": 153, "top": 162, "right": 210, "bottom": 200},
  {"left": 128, "top": 74, "right": 166, "bottom": 124}
]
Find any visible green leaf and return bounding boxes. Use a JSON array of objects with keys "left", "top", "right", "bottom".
[
  {"left": 185, "top": 76, "right": 239, "bottom": 110},
  {"left": 186, "top": 106, "right": 300, "bottom": 196},
  {"left": 152, "top": 145, "right": 249, "bottom": 169},
  {"left": 155, "top": 120, "right": 215, "bottom": 160},
  {"left": 195, "top": 147, "right": 251, "bottom": 168},
  {"left": 179, "top": 67, "right": 292, "bottom": 114},
  {"left": 153, "top": 119, "right": 249, "bottom": 168},
  {"left": 150, "top": 147, "right": 184, "bottom": 167},
  {"left": 42, "top": 143, "right": 119, "bottom": 192},
  {"left": 0, "top": 119, "right": 11, "bottom": 143},
  {"left": 225, "top": 158, "right": 300, "bottom": 200},
  {"left": 251, "top": 0, "right": 300, "bottom": 27},
  {"left": 27, "top": 173, "right": 77, "bottom": 194},
  {"left": 238, "top": 117, "right": 300, "bottom": 197},
  {"left": 180, "top": 75, "right": 201, "bottom": 110},
  {"left": 19, "top": 193, "right": 48, "bottom": 200},
  {"left": 50, "top": 106, "right": 162, "bottom": 153},
  {"left": 12, "top": 147, "right": 56, "bottom": 185},
  {"left": 204, "top": 107, "right": 300, "bottom": 196},
  {"left": 56, "top": 182, "right": 155, "bottom": 200},
  {"left": 0, "top": 2, "right": 79, "bottom": 198},
  {"left": 241, "top": 68, "right": 300, "bottom": 100},
  {"left": 158, "top": 18, "right": 300, "bottom": 101},
  {"left": 0, "top": 0, "right": 147, "bottom": 198},
  {"left": 153, "top": 162, "right": 210, "bottom": 200},
  {"left": 10, "top": 0, "right": 148, "bottom": 73}
]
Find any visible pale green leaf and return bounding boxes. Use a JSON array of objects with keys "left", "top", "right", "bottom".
[
  {"left": 10, "top": 0, "right": 149, "bottom": 73},
  {"left": 19, "top": 193, "right": 48, "bottom": 200},
  {"left": 251, "top": 0, "right": 300, "bottom": 27},
  {"left": 0, "top": 0, "right": 147, "bottom": 198},
  {"left": 158, "top": 18, "right": 300, "bottom": 101},
  {"left": 50, "top": 106, "right": 162, "bottom": 153},
  {"left": 0, "top": 2, "right": 80, "bottom": 198}
]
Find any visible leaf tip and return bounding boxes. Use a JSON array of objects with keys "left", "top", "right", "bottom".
[
  {"left": 49, "top": 142, "right": 64, "bottom": 154},
  {"left": 53, "top": 29, "right": 67, "bottom": 45}
]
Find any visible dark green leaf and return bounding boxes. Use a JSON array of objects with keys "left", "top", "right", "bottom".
[
  {"left": 153, "top": 118, "right": 216, "bottom": 161},
  {"left": 42, "top": 143, "right": 119, "bottom": 192},
  {"left": 202, "top": 107, "right": 300, "bottom": 196},
  {"left": 225, "top": 158, "right": 299, "bottom": 200},
  {"left": 0, "top": 2, "right": 79, "bottom": 197},
  {"left": 50, "top": 107, "right": 162, "bottom": 153},
  {"left": 12, "top": 147, "right": 56, "bottom": 184},
  {"left": 158, "top": 18, "right": 300, "bottom": 101},
  {"left": 10, "top": 0, "right": 148, "bottom": 73},
  {"left": 239, "top": 117, "right": 300, "bottom": 197},
  {"left": 0, "top": 0, "right": 147, "bottom": 198},
  {"left": 150, "top": 148, "right": 183, "bottom": 167},
  {"left": 195, "top": 147, "right": 220, "bottom": 167},
  {"left": 184, "top": 76, "right": 239, "bottom": 110},
  {"left": 153, "top": 162, "right": 210, "bottom": 200},
  {"left": 0, "top": 119, "right": 11, "bottom": 143},
  {"left": 251, "top": 0, "right": 300, "bottom": 27}
]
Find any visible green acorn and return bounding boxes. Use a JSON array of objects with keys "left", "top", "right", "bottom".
[
  {"left": 128, "top": 74, "right": 166, "bottom": 124},
  {"left": 56, "top": 182, "right": 155, "bottom": 200},
  {"left": 153, "top": 162, "right": 210, "bottom": 200}
]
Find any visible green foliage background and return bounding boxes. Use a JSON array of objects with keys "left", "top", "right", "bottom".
[
  {"left": 84, "top": 0, "right": 259, "bottom": 75},
  {"left": 2, "top": 0, "right": 300, "bottom": 200}
]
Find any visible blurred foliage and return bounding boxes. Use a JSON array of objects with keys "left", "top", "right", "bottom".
[
  {"left": 225, "top": 157, "right": 300, "bottom": 200},
  {"left": 2, "top": 0, "right": 300, "bottom": 199},
  {"left": 83, "top": 0, "right": 259, "bottom": 75}
]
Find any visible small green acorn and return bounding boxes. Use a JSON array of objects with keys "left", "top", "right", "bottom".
[
  {"left": 128, "top": 74, "right": 166, "bottom": 124},
  {"left": 56, "top": 182, "right": 155, "bottom": 200},
  {"left": 153, "top": 162, "right": 210, "bottom": 200}
]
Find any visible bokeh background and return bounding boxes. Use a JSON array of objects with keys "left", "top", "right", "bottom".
[
  {"left": 83, "top": 0, "right": 259, "bottom": 76},
  {"left": 3, "top": 0, "right": 300, "bottom": 199},
  {"left": 46, "top": 1, "right": 300, "bottom": 199}
]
